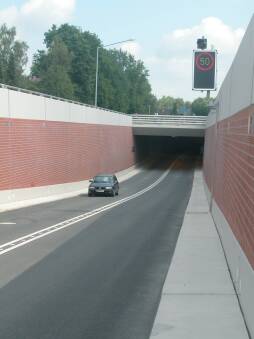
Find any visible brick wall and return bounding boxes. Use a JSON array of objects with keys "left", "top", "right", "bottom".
[
  {"left": 203, "top": 15, "right": 254, "bottom": 336},
  {"left": 0, "top": 118, "right": 135, "bottom": 191},
  {"left": 204, "top": 105, "right": 254, "bottom": 269}
]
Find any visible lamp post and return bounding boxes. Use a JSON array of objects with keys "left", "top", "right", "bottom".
[{"left": 94, "top": 39, "right": 134, "bottom": 107}]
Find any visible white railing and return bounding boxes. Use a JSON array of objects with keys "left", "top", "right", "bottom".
[{"left": 132, "top": 114, "right": 207, "bottom": 127}]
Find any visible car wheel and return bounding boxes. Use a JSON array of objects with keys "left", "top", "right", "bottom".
[{"left": 111, "top": 190, "right": 115, "bottom": 197}]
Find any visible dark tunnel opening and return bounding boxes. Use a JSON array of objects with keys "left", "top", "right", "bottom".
[{"left": 134, "top": 136, "right": 204, "bottom": 168}]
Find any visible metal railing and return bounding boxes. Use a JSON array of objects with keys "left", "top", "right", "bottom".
[{"left": 132, "top": 114, "right": 207, "bottom": 127}]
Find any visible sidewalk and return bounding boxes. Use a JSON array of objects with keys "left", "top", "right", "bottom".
[{"left": 150, "top": 170, "right": 249, "bottom": 339}]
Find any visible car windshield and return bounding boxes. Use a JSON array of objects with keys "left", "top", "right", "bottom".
[{"left": 93, "top": 176, "right": 113, "bottom": 183}]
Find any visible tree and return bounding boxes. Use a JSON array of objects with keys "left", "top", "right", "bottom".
[
  {"left": 42, "top": 24, "right": 101, "bottom": 104},
  {"left": 97, "top": 49, "right": 129, "bottom": 112},
  {"left": 32, "top": 24, "right": 156, "bottom": 113},
  {"left": 157, "top": 96, "right": 174, "bottom": 114},
  {"left": 32, "top": 37, "right": 74, "bottom": 99},
  {"left": 157, "top": 96, "right": 189, "bottom": 115},
  {"left": 173, "top": 98, "right": 184, "bottom": 115},
  {"left": 31, "top": 50, "right": 48, "bottom": 77},
  {"left": 0, "top": 24, "right": 28, "bottom": 86},
  {"left": 119, "top": 52, "right": 154, "bottom": 114},
  {"left": 146, "top": 94, "right": 157, "bottom": 114},
  {"left": 191, "top": 97, "right": 210, "bottom": 116}
]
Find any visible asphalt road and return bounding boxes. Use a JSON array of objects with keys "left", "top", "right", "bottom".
[{"left": 0, "top": 156, "right": 195, "bottom": 339}]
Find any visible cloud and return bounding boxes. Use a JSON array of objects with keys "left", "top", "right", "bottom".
[
  {"left": 147, "top": 17, "right": 245, "bottom": 100},
  {"left": 0, "top": 0, "right": 75, "bottom": 36},
  {"left": 0, "top": 0, "right": 75, "bottom": 29},
  {"left": 0, "top": 0, "right": 76, "bottom": 70},
  {"left": 21, "top": 0, "right": 75, "bottom": 24},
  {"left": 144, "top": 57, "right": 193, "bottom": 99},
  {"left": 0, "top": 6, "right": 18, "bottom": 27},
  {"left": 162, "top": 17, "right": 244, "bottom": 56},
  {"left": 120, "top": 41, "right": 142, "bottom": 59}
]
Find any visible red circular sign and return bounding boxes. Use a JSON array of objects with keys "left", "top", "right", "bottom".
[{"left": 195, "top": 52, "right": 215, "bottom": 72}]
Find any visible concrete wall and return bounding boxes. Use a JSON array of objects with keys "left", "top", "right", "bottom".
[
  {"left": 0, "top": 87, "right": 135, "bottom": 206},
  {"left": 203, "top": 15, "right": 254, "bottom": 337}
]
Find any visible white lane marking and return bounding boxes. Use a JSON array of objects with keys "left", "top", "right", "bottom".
[
  {"left": 0, "top": 160, "right": 178, "bottom": 256},
  {"left": 0, "top": 222, "right": 16, "bottom": 225}
]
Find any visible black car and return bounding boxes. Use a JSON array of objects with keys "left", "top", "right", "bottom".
[{"left": 88, "top": 174, "right": 119, "bottom": 197}]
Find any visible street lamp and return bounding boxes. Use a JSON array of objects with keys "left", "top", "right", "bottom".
[{"left": 94, "top": 39, "right": 134, "bottom": 107}]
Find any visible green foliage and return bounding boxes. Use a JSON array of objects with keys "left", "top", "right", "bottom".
[
  {"left": 191, "top": 97, "right": 210, "bottom": 116},
  {"left": 31, "top": 24, "right": 155, "bottom": 113},
  {"left": 100, "top": 50, "right": 154, "bottom": 114},
  {"left": 157, "top": 96, "right": 191, "bottom": 115},
  {"left": 0, "top": 23, "right": 212, "bottom": 116},
  {"left": 31, "top": 50, "right": 48, "bottom": 77},
  {"left": 157, "top": 96, "right": 174, "bottom": 114},
  {"left": 0, "top": 24, "right": 28, "bottom": 86},
  {"left": 42, "top": 24, "right": 101, "bottom": 104},
  {"left": 172, "top": 98, "right": 184, "bottom": 114},
  {"left": 33, "top": 37, "right": 74, "bottom": 99}
]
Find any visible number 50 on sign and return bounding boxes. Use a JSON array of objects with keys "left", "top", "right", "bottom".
[{"left": 193, "top": 50, "right": 217, "bottom": 90}]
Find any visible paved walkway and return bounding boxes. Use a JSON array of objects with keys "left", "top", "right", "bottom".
[{"left": 150, "top": 170, "right": 249, "bottom": 339}]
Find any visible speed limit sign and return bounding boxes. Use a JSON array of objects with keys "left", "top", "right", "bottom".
[{"left": 193, "top": 50, "right": 217, "bottom": 90}]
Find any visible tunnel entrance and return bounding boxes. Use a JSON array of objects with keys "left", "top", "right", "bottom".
[{"left": 134, "top": 136, "right": 204, "bottom": 166}]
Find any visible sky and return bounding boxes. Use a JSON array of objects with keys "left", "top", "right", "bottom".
[{"left": 0, "top": 0, "right": 253, "bottom": 101}]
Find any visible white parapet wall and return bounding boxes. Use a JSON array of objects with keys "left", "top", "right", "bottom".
[{"left": 0, "top": 86, "right": 132, "bottom": 126}]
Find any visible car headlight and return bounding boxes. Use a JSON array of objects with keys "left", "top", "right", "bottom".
[
  {"left": 89, "top": 187, "right": 95, "bottom": 190},
  {"left": 105, "top": 187, "right": 112, "bottom": 189}
]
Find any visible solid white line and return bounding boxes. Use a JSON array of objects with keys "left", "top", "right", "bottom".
[{"left": 0, "top": 159, "right": 178, "bottom": 256}]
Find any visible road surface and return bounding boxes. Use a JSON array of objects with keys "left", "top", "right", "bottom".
[{"left": 0, "top": 156, "right": 194, "bottom": 339}]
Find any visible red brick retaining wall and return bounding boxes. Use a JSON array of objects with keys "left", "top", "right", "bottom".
[
  {"left": 0, "top": 118, "right": 135, "bottom": 191},
  {"left": 204, "top": 105, "right": 254, "bottom": 269}
]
